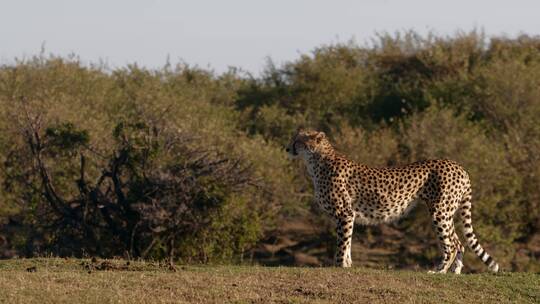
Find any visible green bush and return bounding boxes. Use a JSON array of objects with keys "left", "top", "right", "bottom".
[{"left": 0, "top": 32, "right": 539, "bottom": 270}]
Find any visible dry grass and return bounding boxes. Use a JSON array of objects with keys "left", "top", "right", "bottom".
[{"left": 0, "top": 258, "right": 538, "bottom": 303}]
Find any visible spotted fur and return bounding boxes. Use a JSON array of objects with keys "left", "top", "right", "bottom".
[{"left": 286, "top": 129, "right": 499, "bottom": 273}]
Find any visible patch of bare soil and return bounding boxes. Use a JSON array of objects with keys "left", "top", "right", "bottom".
[
  {"left": 80, "top": 258, "right": 175, "bottom": 273},
  {"left": 253, "top": 212, "right": 438, "bottom": 270}
]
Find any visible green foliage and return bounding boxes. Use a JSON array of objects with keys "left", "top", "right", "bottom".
[
  {"left": 233, "top": 31, "right": 539, "bottom": 271},
  {"left": 0, "top": 31, "right": 539, "bottom": 271},
  {"left": 0, "top": 55, "right": 294, "bottom": 263},
  {"left": 45, "top": 122, "right": 89, "bottom": 154}
]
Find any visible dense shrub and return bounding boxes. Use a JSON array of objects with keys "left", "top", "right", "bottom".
[
  {"left": 233, "top": 31, "right": 540, "bottom": 271},
  {"left": 0, "top": 31, "right": 539, "bottom": 271},
  {"left": 0, "top": 56, "right": 300, "bottom": 263}
]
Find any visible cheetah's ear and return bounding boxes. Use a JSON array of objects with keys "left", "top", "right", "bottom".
[{"left": 315, "top": 131, "right": 325, "bottom": 143}]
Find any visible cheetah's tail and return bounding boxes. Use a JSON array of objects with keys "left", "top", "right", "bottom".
[{"left": 459, "top": 188, "right": 499, "bottom": 273}]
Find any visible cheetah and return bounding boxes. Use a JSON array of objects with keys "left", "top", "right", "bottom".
[{"left": 286, "top": 128, "right": 499, "bottom": 273}]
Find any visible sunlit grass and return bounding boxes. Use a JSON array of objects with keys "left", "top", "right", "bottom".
[{"left": 0, "top": 258, "right": 538, "bottom": 303}]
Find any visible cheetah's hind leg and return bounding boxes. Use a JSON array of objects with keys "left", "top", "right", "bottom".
[
  {"left": 428, "top": 215, "right": 459, "bottom": 274},
  {"left": 428, "top": 247, "right": 457, "bottom": 274},
  {"left": 449, "top": 231, "right": 464, "bottom": 274}
]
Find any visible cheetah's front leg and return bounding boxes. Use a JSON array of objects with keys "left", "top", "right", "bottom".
[{"left": 335, "top": 215, "right": 355, "bottom": 267}]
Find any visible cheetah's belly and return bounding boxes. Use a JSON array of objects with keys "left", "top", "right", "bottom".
[{"left": 353, "top": 195, "right": 421, "bottom": 225}]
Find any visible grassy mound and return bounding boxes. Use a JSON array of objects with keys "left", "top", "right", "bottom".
[{"left": 0, "top": 258, "right": 538, "bottom": 303}]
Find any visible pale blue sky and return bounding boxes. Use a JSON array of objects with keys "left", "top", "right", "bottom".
[{"left": 1, "top": 0, "right": 539, "bottom": 74}]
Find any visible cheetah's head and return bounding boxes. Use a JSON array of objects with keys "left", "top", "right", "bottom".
[{"left": 286, "top": 128, "right": 333, "bottom": 159}]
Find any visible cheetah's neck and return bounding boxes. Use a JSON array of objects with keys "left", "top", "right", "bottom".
[{"left": 303, "top": 152, "right": 338, "bottom": 180}]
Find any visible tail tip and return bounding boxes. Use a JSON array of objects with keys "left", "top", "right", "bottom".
[{"left": 489, "top": 263, "right": 499, "bottom": 273}]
